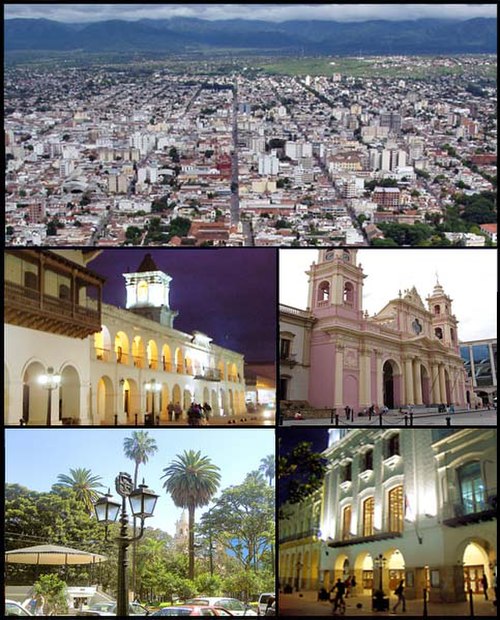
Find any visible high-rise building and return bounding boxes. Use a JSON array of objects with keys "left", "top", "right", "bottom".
[{"left": 459, "top": 338, "right": 497, "bottom": 405}]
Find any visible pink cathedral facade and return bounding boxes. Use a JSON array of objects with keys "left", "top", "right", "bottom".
[{"left": 281, "top": 249, "right": 468, "bottom": 411}]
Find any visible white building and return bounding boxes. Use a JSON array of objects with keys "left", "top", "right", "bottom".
[{"left": 4, "top": 250, "right": 247, "bottom": 425}]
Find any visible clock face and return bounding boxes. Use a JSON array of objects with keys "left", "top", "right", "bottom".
[
  {"left": 325, "top": 251, "right": 334, "bottom": 261},
  {"left": 412, "top": 318, "right": 422, "bottom": 335}
]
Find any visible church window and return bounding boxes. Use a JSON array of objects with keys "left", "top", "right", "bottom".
[
  {"left": 363, "top": 497, "right": 375, "bottom": 536},
  {"left": 344, "top": 281, "right": 354, "bottom": 304},
  {"left": 435, "top": 327, "right": 443, "bottom": 340},
  {"left": 434, "top": 305, "right": 440, "bottom": 315},
  {"left": 318, "top": 281, "right": 330, "bottom": 303},
  {"left": 388, "top": 486, "right": 404, "bottom": 533}
]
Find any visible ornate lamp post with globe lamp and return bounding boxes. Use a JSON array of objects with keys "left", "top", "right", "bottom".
[
  {"left": 94, "top": 472, "right": 158, "bottom": 616},
  {"left": 38, "top": 367, "right": 61, "bottom": 426},
  {"left": 373, "top": 553, "right": 388, "bottom": 612}
]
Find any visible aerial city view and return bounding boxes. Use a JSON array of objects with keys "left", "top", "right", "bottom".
[
  {"left": 4, "top": 3, "right": 497, "bottom": 247},
  {"left": 3, "top": 3, "right": 498, "bottom": 619}
]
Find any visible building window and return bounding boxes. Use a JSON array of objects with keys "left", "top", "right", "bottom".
[
  {"left": 385, "top": 433, "right": 400, "bottom": 458},
  {"left": 59, "top": 284, "right": 71, "bottom": 300},
  {"left": 280, "top": 338, "right": 291, "bottom": 360},
  {"left": 388, "top": 486, "right": 404, "bottom": 533},
  {"left": 435, "top": 327, "right": 443, "bottom": 340},
  {"left": 362, "top": 497, "right": 375, "bottom": 537},
  {"left": 343, "top": 282, "right": 354, "bottom": 304},
  {"left": 342, "top": 505, "right": 352, "bottom": 540},
  {"left": 457, "top": 462, "right": 486, "bottom": 515},
  {"left": 362, "top": 449, "right": 373, "bottom": 471},
  {"left": 341, "top": 462, "right": 352, "bottom": 483},
  {"left": 434, "top": 305, "right": 440, "bottom": 315}
]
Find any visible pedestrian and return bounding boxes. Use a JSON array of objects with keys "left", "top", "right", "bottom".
[
  {"left": 202, "top": 401, "right": 212, "bottom": 424},
  {"left": 392, "top": 579, "right": 406, "bottom": 613},
  {"left": 28, "top": 595, "right": 37, "bottom": 615},
  {"left": 466, "top": 402, "right": 471, "bottom": 411},
  {"left": 330, "top": 578, "right": 346, "bottom": 614},
  {"left": 344, "top": 575, "right": 351, "bottom": 598},
  {"left": 173, "top": 402, "right": 182, "bottom": 422},
  {"left": 35, "top": 593, "right": 45, "bottom": 616},
  {"left": 167, "top": 402, "right": 175, "bottom": 422},
  {"left": 481, "top": 574, "right": 489, "bottom": 601},
  {"left": 449, "top": 403, "right": 455, "bottom": 414}
]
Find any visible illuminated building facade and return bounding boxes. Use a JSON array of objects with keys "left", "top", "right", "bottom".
[
  {"left": 4, "top": 250, "right": 246, "bottom": 425},
  {"left": 279, "top": 429, "right": 497, "bottom": 603},
  {"left": 459, "top": 338, "right": 497, "bottom": 406},
  {"left": 280, "top": 249, "right": 470, "bottom": 410}
]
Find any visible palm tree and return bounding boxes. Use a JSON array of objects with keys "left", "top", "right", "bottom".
[
  {"left": 161, "top": 450, "right": 221, "bottom": 579},
  {"left": 259, "top": 454, "right": 275, "bottom": 486},
  {"left": 123, "top": 431, "right": 158, "bottom": 597},
  {"left": 55, "top": 467, "right": 104, "bottom": 514}
]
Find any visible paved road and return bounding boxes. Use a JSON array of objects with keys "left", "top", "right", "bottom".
[
  {"left": 279, "top": 590, "right": 497, "bottom": 616},
  {"left": 282, "top": 408, "right": 497, "bottom": 427}
]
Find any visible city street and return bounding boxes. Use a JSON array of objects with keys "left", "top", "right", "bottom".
[{"left": 279, "top": 589, "right": 497, "bottom": 617}]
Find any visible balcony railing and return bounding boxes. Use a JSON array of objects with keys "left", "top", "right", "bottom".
[
  {"left": 442, "top": 487, "right": 497, "bottom": 527},
  {"left": 95, "top": 347, "right": 112, "bottom": 362},
  {"left": 162, "top": 359, "right": 173, "bottom": 372},
  {"left": 280, "top": 352, "right": 297, "bottom": 366},
  {"left": 279, "top": 528, "right": 320, "bottom": 544},
  {"left": 328, "top": 530, "right": 403, "bottom": 548},
  {"left": 194, "top": 368, "right": 222, "bottom": 381},
  {"left": 5, "top": 280, "right": 101, "bottom": 339}
]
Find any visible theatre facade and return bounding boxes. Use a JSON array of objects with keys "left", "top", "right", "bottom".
[
  {"left": 280, "top": 249, "right": 471, "bottom": 411},
  {"left": 4, "top": 249, "right": 246, "bottom": 425},
  {"left": 278, "top": 429, "right": 497, "bottom": 603}
]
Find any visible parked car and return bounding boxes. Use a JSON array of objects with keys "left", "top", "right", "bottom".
[
  {"left": 256, "top": 594, "right": 275, "bottom": 616},
  {"left": 5, "top": 600, "right": 33, "bottom": 617},
  {"left": 184, "top": 598, "right": 257, "bottom": 616},
  {"left": 151, "top": 605, "right": 235, "bottom": 616},
  {"left": 76, "top": 601, "right": 149, "bottom": 616}
]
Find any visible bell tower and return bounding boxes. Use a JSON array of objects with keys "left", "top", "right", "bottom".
[
  {"left": 426, "top": 278, "right": 459, "bottom": 352},
  {"left": 123, "top": 253, "right": 178, "bottom": 327},
  {"left": 307, "top": 249, "right": 365, "bottom": 320}
]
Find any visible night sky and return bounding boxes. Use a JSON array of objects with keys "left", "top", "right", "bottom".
[{"left": 88, "top": 248, "right": 276, "bottom": 363}]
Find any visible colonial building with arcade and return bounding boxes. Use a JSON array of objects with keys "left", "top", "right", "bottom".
[
  {"left": 279, "top": 428, "right": 497, "bottom": 604},
  {"left": 280, "top": 249, "right": 470, "bottom": 411},
  {"left": 4, "top": 249, "right": 246, "bottom": 425}
]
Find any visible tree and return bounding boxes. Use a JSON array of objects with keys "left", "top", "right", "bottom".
[
  {"left": 124, "top": 432, "right": 158, "bottom": 596},
  {"left": 259, "top": 455, "right": 275, "bottom": 487},
  {"left": 279, "top": 441, "right": 327, "bottom": 510},
  {"left": 54, "top": 468, "right": 104, "bottom": 514},
  {"left": 161, "top": 451, "right": 221, "bottom": 579},
  {"left": 34, "top": 574, "right": 69, "bottom": 615}
]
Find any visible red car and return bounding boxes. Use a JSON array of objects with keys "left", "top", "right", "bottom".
[{"left": 151, "top": 605, "right": 235, "bottom": 616}]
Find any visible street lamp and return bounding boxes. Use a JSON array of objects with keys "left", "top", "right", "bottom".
[
  {"left": 38, "top": 367, "right": 61, "bottom": 426},
  {"left": 94, "top": 473, "right": 159, "bottom": 616},
  {"left": 144, "top": 379, "right": 161, "bottom": 424},
  {"left": 374, "top": 553, "right": 387, "bottom": 592}
]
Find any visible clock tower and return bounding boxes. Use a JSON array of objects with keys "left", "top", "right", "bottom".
[
  {"left": 426, "top": 278, "right": 459, "bottom": 352},
  {"left": 123, "top": 253, "right": 178, "bottom": 327}
]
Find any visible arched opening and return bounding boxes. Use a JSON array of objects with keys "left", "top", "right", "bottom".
[
  {"left": 318, "top": 281, "right": 330, "bottom": 303},
  {"left": 59, "top": 365, "right": 81, "bottom": 423},
  {"left": 160, "top": 383, "right": 169, "bottom": 423},
  {"left": 132, "top": 336, "right": 145, "bottom": 369},
  {"left": 463, "top": 542, "right": 490, "bottom": 595},
  {"left": 96, "top": 375, "right": 114, "bottom": 425},
  {"left": 354, "top": 552, "right": 374, "bottom": 593},
  {"left": 203, "top": 387, "right": 210, "bottom": 407},
  {"left": 228, "top": 389, "right": 234, "bottom": 415},
  {"left": 162, "top": 344, "right": 172, "bottom": 372},
  {"left": 185, "top": 355, "right": 193, "bottom": 375},
  {"left": 384, "top": 549, "right": 405, "bottom": 592},
  {"left": 121, "top": 378, "right": 139, "bottom": 423},
  {"left": 183, "top": 388, "right": 192, "bottom": 411},
  {"left": 333, "top": 553, "right": 349, "bottom": 583},
  {"left": 172, "top": 384, "right": 182, "bottom": 412},
  {"left": 94, "top": 326, "right": 112, "bottom": 361},
  {"left": 147, "top": 339, "right": 158, "bottom": 370},
  {"left": 220, "top": 388, "right": 227, "bottom": 416},
  {"left": 435, "top": 327, "right": 443, "bottom": 340},
  {"left": 434, "top": 304, "right": 441, "bottom": 315},
  {"left": 383, "top": 361, "right": 395, "bottom": 409},
  {"left": 211, "top": 389, "right": 219, "bottom": 415},
  {"left": 343, "top": 281, "right": 354, "bottom": 304},
  {"left": 175, "top": 348, "right": 183, "bottom": 373},
  {"left": 115, "top": 331, "right": 130, "bottom": 365},
  {"left": 22, "top": 361, "right": 51, "bottom": 425},
  {"left": 218, "top": 360, "right": 225, "bottom": 381}
]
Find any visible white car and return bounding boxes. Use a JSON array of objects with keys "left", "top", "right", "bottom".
[
  {"left": 184, "top": 598, "right": 257, "bottom": 616},
  {"left": 256, "top": 594, "right": 275, "bottom": 616},
  {"left": 5, "top": 600, "right": 33, "bottom": 617}
]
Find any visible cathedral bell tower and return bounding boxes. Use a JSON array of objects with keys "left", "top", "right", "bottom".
[
  {"left": 426, "top": 278, "right": 459, "bottom": 352},
  {"left": 307, "top": 249, "right": 365, "bottom": 320},
  {"left": 123, "top": 253, "right": 178, "bottom": 327}
]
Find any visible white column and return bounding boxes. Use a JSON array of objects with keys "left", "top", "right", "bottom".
[
  {"left": 404, "top": 357, "right": 414, "bottom": 405},
  {"left": 359, "top": 347, "right": 372, "bottom": 408},
  {"left": 431, "top": 363, "right": 440, "bottom": 403},
  {"left": 439, "top": 364, "right": 447, "bottom": 404},
  {"left": 413, "top": 359, "right": 423, "bottom": 405},
  {"left": 334, "top": 344, "right": 344, "bottom": 408},
  {"left": 375, "top": 350, "right": 384, "bottom": 406}
]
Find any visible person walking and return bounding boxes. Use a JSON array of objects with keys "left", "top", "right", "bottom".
[
  {"left": 173, "top": 402, "right": 182, "bottom": 422},
  {"left": 202, "top": 402, "right": 212, "bottom": 425},
  {"left": 481, "top": 574, "right": 489, "bottom": 600},
  {"left": 392, "top": 579, "right": 406, "bottom": 613},
  {"left": 34, "top": 593, "right": 45, "bottom": 616},
  {"left": 330, "top": 578, "right": 346, "bottom": 614},
  {"left": 167, "top": 402, "right": 175, "bottom": 422}
]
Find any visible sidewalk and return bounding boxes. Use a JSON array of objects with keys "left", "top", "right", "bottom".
[{"left": 278, "top": 589, "right": 497, "bottom": 616}]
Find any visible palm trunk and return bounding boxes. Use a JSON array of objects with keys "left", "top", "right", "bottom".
[
  {"left": 132, "top": 462, "right": 139, "bottom": 598},
  {"left": 188, "top": 505, "right": 195, "bottom": 580}
]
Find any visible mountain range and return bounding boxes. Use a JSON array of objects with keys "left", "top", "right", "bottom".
[{"left": 4, "top": 17, "right": 497, "bottom": 55}]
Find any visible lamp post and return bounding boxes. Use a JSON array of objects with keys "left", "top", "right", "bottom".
[
  {"left": 94, "top": 473, "right": 158, "bottom": 616},
  {"left": 372, "top": 553, "right": 387, "bottom": 612},
  {"left": 295, "top": 561, "right": 303, "bottom": 592},
  {"left": 38, "top": 367, "right": 61, "bottom": 426},
  {"left": 374, "top": 553, "right": 387, "bottom": 592},
  {"left": 144, "top": 379, "right": 161, "bottom": 424}
]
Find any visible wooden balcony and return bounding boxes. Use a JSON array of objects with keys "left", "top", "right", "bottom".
[{"left": 5, "top": 280, "right": 102, "bottom": 339}]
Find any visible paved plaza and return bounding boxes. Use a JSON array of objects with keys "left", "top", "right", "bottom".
[
  {"left": 281, "top": 407, "right": 497, "bottom": 427},
  {"left": 279, "top": 589, "right": 497, "bottom": 617}
]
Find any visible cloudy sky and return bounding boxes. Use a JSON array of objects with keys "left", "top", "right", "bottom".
[
  {"left": 279, "top": 249, "right": 497, "bottom": 342},
  {"left": 4, "top": 3, "right": 497, "bottom": 23}
]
